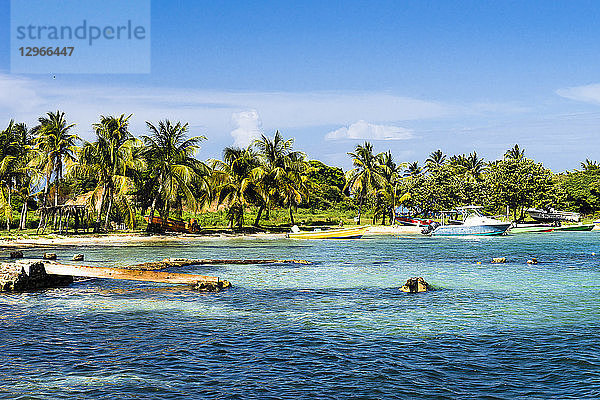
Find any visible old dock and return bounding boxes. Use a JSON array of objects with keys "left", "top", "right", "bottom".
[{"left": 0, "top": 257, "right": 312, "bottom": 292}]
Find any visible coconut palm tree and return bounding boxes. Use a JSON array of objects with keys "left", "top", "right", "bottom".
[
  {"left": 376, "top": 151, "right": 407, "bottom": 224},
  {"left": 504, "top": 144, "right": 525, "bottom": 160},
  {"left": 345, "top": 142, "right": 386, "bottom": 224},
  {"left": 464, "top": 151, "right": 487, "bottom": 182},
  {"left": 404, "top": 161, "right": 422, "bottom": 177},
  {"left": 0, "top": 121, "right": 26, "bottom": 230},
  {"left": 69, "top": 115, "right": 142, "bottom": 231},
  {"left": 211, "top": 146, "right": 260, "bottom": 228},
  {"left": 31, "top": 111, "right": 78, "bottom": 208},
  {"left": 253, "top": 130, "right": 308, "bottom": 226},
  {"left": 425, "top": 149, "right": 446, "bottom": 171},
  {"left": 580, "top": 158, "right": 599, "bottom": 171},
  {"left": 142, "top": 120, "right": 210, "bottom": 231},
  {"left": 12, "top": 123, "right": 37, "bottom": 230}
]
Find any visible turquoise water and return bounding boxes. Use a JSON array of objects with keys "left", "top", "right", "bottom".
[{"left": 1, "top": 233, "right": 599, "bottom": 399}]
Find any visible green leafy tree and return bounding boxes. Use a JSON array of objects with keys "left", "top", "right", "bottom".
[{"left": 485, "top": 156, "right": 555, "bottom": 221}]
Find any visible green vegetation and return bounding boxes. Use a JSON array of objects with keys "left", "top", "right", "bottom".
[{"left": 0, "top": 112, "right": 598, "bottom": 235}]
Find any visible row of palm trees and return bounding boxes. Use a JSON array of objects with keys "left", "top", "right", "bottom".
[
  {"left": 0, "top": 111, "right": 311, "bottom": 232},
  {"left": 344, "top": 143, "right": 501, "bottom": 224}
]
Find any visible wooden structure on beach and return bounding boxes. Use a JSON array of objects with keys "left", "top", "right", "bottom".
[{"left": 37, "top": 192, "right": 93, "bottom": 234}]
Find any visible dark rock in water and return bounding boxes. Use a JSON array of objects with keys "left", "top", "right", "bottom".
[
  {"left": 400, "top": 277, "right": 430, "bottom": 293},
  {"left": 72, "top": 254, "right": 84, "bottom": 261},
  {"left": 192, "top": 280, "right": 232, "bottom": 292},
  {"left": 492, "top": 257, "right": 507, "bottom": 263},
  {"left": 10, "top": 250, "right": 23, "bottom": 259},
  {"left": 527, "top": 258, "right": 538, "bottom": 264},
  {"left": 43, "top": 253, "right": 57, "bottom": 260},
  {"left": 0, "top": 261, "right": 72, "bottom": 292}
]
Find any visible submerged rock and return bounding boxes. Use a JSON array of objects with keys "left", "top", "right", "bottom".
[
  {"left": 492, "top": 257, "right": 507, "bottom": 263},
  {"left": 10, "top": 250, "right": 23, "bottom": 259},
  {"left": 527, "top": 258, "right": 538, "bottom": 264},
  {"left": 400, "top": 277, "right": 430, "bottom": 293},
  {"left": 43, "top": 253, "right": 57, "bottom": 260},
  {"left": 192, "top": 280, "right": 232, "bottom": 292},
  {"left": 72, "top": 254, "right": 84, "bottom": 261}
]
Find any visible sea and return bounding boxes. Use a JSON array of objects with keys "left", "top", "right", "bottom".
[{"left": 1, "top": 232, "right": 599, "bottom": 399}]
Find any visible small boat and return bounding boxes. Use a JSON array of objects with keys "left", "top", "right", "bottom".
[
  {"left": 527, "top": 208, "right": 580, "bottom": 223},
  {"left": 552, "top": 223, "right": 595, "bottom": 232},
  {"left": 144, "top": 215, "right": 200, "bottom": 233},
  {"left": 509, "top": 224, "right": 555, "bottom": 234},
  {"left": 422, "top": 206, "right": 511, "bottom": 236},
  {"left": 395, "top": 215, "right": 434, "bottom": 226},
  {"left": 286, "top": 225, "right": 369, "bottom": 239}
]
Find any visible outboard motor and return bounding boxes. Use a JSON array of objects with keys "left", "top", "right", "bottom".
[{"left": 421, "top": 221, "right": 439, "bottom": 234}]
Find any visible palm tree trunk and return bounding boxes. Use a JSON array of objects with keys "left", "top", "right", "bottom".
[
  {"left": 254, "top": 205, "right": 264, "bottom": 227},
  {"left": 6, "top": 183, "right": 11, "bottom": 231},
  {"left": 19, "top": 199, "right": 27, "bottom": 230},
  {"left": 54, "top": 172, "right": 59, "bottom": 207},
  {"left": 104, "top": 198, "right": 113, "bottom": 230},
  {"left": 358, "top": 196, "right": 363, "bottom": 225},
  {"left": 147, "top": 196, "right": 159, "bottom": 232},
  {"left": 289, "top": 206, "right": 295, "bottom": 225},
  {"left": 95, "top": 184, "right": 108, "bottom": 233}
]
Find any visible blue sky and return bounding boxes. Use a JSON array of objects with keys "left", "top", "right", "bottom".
[{"left": 2, "top": 0, "right": 600, "bottom": 171}]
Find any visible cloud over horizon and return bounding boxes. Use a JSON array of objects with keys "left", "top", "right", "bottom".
[
  {"left": 0, "top": 73, "right": 448, "bottom": 143},
  {"left": 325, "top": 120, "right": 414, "bottom": 141},
  {"left": 230, "top": 110, "right": 263, "bottom": 147}
]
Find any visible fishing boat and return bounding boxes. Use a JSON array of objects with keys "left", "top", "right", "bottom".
[
  {"left": 509, "top": 224, "right": 555, "bottom": 234},
  {"left": 552, "top": 223, "right": 595, "bottom": 232},
  {"left": 422, "top": 206, "right": 511, "bottom": 236},
  {"left": 144, "top": 215, "right": 200, "bottom": 233},
  {"left": 286, "top": 225, "right": 369, "bottom": 239}
]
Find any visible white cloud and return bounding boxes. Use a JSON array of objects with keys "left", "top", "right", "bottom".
[
  {"left": 556, "top": 83, "right": 600, "bottom": 104},
  {"left": 325, "top": 120, "right": 414, "bottom": 141},
  {"left": 0, "top": 73, "right": 449, "bottom": 142},
  {"left": 230, "top": 110, "right": 263, "bottom": 147}
]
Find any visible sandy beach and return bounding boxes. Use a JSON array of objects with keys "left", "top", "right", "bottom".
[{"left": 0, "top": 225, "right": 422, "bottom": 247}]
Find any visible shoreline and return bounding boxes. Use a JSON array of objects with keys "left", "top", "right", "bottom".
[{"left": 0, "top": 225, "right": 422, "bottom": 247}]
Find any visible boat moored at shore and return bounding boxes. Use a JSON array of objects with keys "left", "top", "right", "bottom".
[
  {"left": 423, "top": 206, "right": 511, "bottom": 236},
  {"left": 287, "top": 225, "right": 369, "bottom": 239}
]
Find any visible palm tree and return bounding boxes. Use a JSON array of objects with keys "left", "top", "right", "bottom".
[
  {"left": 376, "top": 151, "right": 406, "bottom": 224},
  {"left": 425, "top": 149, "right": 446, "bottom": 171},
  {"left": 504, "top": 144, "right": 525, "bottom": 160},
  {"left": 345, "top": 142, "right": 386, "bottom": 224},
  {"left": 404, "top": 161, "right": 422, "bottom": 177},
  {"left": 0, "top": 121, "right": 26, "bottom": 230},
  {"left": 580, "top": 158, "right": 599, "bottom": 171},
  {"left": 253, "top": 130, "right": 308, "bottom": 226},
  {"left": 12, "top": 123, "right": 36, "bottom": 230},
  {"left": 464, "top": 152, "right": 487, "bottom": 182},
  {"left": 31, "top": 111, "right": 78, "bottom": 208},
  {"left": 142, "top": 120, "right": 210, "bottom": 231},
  {"left": 69, "top": 115, "right": 142, "bottom": 231},
  {"left": 211, "top": 146, "right": 260, "bottom": 228}
]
